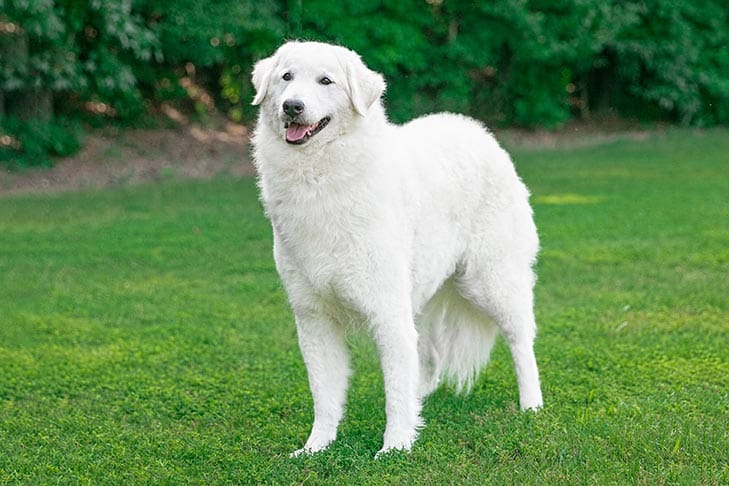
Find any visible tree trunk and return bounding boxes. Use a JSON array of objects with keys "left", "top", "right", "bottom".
[
  {"left": 3, "top": 28, "right": 54, "bottom": 122},
  {"left": 6, "top": 89, "right": 53, "bottom": 122}
]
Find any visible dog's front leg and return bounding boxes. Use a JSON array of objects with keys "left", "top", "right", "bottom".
[
  {"left": 372, "top": 315, "right": 423, "bottom": 457},
  {"left": 291, "top": 312, "right": 351, "bottom": 457}
]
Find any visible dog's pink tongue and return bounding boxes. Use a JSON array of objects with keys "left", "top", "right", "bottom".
[{"left": 286, "top": 123, "right": 309, "bottom": 142}]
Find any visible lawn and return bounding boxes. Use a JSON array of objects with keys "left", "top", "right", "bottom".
[{"left": 0, "top": 129, "right": 727, "bottom": 484}]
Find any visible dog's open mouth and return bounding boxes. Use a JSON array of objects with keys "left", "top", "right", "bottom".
[{"left": 285, "top": 117, "right": 331, "bottom": 144}]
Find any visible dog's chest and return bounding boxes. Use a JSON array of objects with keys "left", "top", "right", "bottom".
[{"left": 268, "top": 191, "right": 375, "bottom": 293}]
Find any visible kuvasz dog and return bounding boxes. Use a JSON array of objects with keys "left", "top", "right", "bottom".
[{"left": 251, "top": 41, "right": 543, "bottom": 457}]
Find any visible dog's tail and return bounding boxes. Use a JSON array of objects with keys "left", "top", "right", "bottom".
[{"left": 417, "top": 280, "right": 498, "bottom": 398}]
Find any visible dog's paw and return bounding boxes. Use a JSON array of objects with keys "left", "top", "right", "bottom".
[
  {"left": 521, "top": 403, "right": 543, "bottom": 412},
  {"left": 289, "top": 447, "right": 312, "bottom": 458},
  {"left": 520, "top": 395, "right": 543, "bottom": 411},
  {"left": 289, "top": 435, "right": 334, "bottom": 458},
  {"left": 375, "top": 426, "right": 420, "bottom": 458},
  {"left": 375, "top": 441, "right": 412, "bottom": 459},
  {"left": 289, "top": 444, "right": 327, "bottom": 458},
  {"left": 289, "top": 448, "right": 305, "bottom": 458}
]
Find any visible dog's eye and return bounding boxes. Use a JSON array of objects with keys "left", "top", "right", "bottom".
[
  {"left": 282, "top": 72, "right": 293, "bottom": 81},
  {"left": 319, "top": 77, "right": 333, "bottom": 86}
]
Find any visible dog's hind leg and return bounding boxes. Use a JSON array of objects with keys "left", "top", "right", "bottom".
[
  {"left": 291, "top": 312, "right": 351, "bottom": 456},
  {"left": 458, "top": 263, "right": 543, "bottom": 411},
  {"left": 495, "top": 303, "right": 543, "bottom": 411}
]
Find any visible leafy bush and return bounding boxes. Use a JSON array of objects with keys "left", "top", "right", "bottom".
[
  {"left": 290, "top": 0, "right": 728, "bottom": 127},
  {"left": 0, "top": 116, "right": 80, "bottom": 168},
  {"left": 133, "top": 0, "right": 284, "bottom": 122},
  {"left": 0, "top": 0, "right": 160, "bottom": 116},
  {"left": 0, "top": 0, "right": 727, "bottom": 167},
  {"left": 604, "top": 0, "right": 729, "bottom": 126}
]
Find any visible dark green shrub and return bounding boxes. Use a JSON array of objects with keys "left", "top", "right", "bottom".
[
  {"left": 606, "top": 0, "right": 729, "bottom": 125},
  {"left": 288, "top": 0, "right": 727, "bottom": 128},
  {"left": 0, "top": 0, "right": 161, "bottom": 117},
  {"left": 133, "top": 0, "right": 285, "bottom": 122},
  {"left": 0, "top": 117, "right": 80, "bottom": 168},
  {"left": 1, "top": 0, "right": 727, "bottom": 168}
]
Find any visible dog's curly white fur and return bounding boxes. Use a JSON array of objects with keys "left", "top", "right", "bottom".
[{"left": 251, "top": 41, "right": 543, "bottom": 457}]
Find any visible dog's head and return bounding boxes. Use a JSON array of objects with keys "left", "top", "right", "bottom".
[{"left": 251, "top": 41, "right": 386, "bottom": 146}]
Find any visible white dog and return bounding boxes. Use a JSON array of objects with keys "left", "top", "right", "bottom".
[{"left": 251, "top": 41, "right": 543, "bottom": 457}]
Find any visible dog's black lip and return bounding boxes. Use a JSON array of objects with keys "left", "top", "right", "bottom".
[{"left": 285, "top": 116, "right": 331, "bottom": 145}]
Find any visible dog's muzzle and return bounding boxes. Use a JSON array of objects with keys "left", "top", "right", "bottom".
[{"left": 284, "top": 116, "right": 331, "bottom": 144}]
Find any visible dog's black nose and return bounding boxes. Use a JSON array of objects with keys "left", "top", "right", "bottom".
[{"left": 283, "top": 99, "right": 305, "bottom": 118}]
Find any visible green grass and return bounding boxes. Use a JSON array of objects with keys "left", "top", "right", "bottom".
[{"left": 1, "top": 129, "right": 727, "bottom": 484}]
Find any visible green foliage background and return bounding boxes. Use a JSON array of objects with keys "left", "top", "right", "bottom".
[{"left": 1, "top": 0, "right": 728, "bottom": 164}]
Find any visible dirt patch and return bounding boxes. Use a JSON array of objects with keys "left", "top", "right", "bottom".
[
  {"left": 0, "top": 121, "right": 255, "bottom": 197},
  {"left": 496, "top": 118, "right": 662, "bottom": 151},
  {"left": 0, "top": 117, "right": 663, "bottom": 197}
]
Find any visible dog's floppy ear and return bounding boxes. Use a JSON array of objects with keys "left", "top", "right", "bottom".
[
  {"left": 251, "top": 54, "right": 278, "bottom": 106},
  {"left": 344, "top": 51, "right": 386, "bottom": 116}
]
